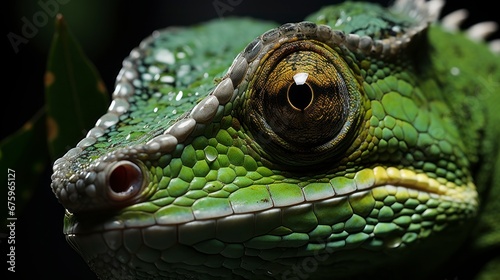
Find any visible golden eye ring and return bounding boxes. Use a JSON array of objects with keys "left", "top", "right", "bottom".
[{"left": 245, "top": 40, "right": 362, "bottom": 166}]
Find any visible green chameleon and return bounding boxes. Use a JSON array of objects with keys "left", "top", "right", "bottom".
[{"left": 50, "top": 0, "right": 500, "bottom": 279}]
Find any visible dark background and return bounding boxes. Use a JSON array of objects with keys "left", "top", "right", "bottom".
[{"left": 3, "top": 0, "right": 499, "bottom": 279}]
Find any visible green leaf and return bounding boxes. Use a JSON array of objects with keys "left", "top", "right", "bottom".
[
  {"left": 45, "top": 14, "right": 109, "bottom": 161},
  {"left": 0, "top": 109, "right": 49, "bottom": 227},
  {"left": 0, "top": 14, "right": 112, "bottom": 228}
]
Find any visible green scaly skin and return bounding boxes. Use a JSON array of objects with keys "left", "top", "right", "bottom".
[{"left": 50, "top": 1, "right": 500, "bottom": 279}]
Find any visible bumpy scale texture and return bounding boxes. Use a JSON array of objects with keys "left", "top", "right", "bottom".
[{"left": 50, "top": 1, "right": 500, "bottom": 279}]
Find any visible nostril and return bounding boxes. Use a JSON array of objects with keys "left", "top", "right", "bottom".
[{"left": 107, "top": 161, "right": 143, "bottom": 201}]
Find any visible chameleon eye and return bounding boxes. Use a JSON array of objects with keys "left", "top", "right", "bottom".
[
  {"left": 106, "top": 160, "right": 144, "bottom": 202},
  {"left": 247, "top": 40, "right": 361, "bottom": 166},
  {"left": 260, "top": 50, "right": 349, "bottom": 147}
]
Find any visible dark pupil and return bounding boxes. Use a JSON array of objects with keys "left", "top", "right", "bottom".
[{"left": 288, "top": 83, "right": 313, "bottom": 111}]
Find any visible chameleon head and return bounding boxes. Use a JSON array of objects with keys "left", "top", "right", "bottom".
[{"left": 50, "top": 1, "right": 486, "bottom": 279}]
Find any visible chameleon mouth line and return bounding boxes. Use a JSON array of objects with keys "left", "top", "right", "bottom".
[
  {"left": 63, "top": 166, "right": 476, "bottom": 237},
  {"left": 369, "top": 166, "right": 477, "bottom": 204},
  {"left": 371, "top": 166, "right": 447, "bottom": 195}
]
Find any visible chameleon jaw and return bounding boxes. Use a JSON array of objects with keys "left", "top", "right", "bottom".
[
  {"left": 60, "top": 165, "right": 479, "bottom": 280},
  {"left": 62, "top": 165, "right": 478, "bottom": 235}
]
